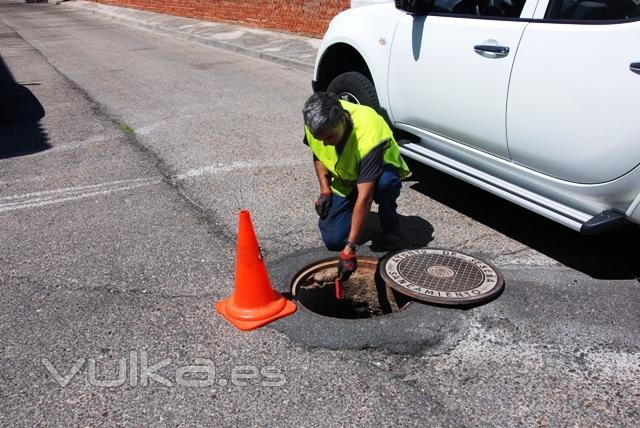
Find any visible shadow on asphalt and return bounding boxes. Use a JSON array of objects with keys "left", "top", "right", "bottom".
[
  {"left": 406, "top": 159, "right": 640, "bottom": 280},
  {"left": 0, "top": 52, "right": 49, "bottom": 159},
  {"left": 362, "top": 211, "right": 434, "bottom": 250}
]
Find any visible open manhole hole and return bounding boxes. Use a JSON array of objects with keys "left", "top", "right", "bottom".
[
  {"left": 380, "top": 249, "right": 504, "bottom": 306},
  {"left": 290, "top": 256, "right": 411, "bottom": 319}
]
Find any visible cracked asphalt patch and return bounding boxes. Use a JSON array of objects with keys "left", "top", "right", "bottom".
[{"left": 268, "top": 247, "right": 469, "bottom": 355}]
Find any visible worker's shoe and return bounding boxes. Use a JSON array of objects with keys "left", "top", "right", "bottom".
[{"left": 372, "top": 228, "right": 404, "bottom": 251}]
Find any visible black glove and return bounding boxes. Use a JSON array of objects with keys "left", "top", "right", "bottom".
[
  {"left": 315, "top": 192, "right": 332, "bottom": 219},
  {"left": 337, "top": 249, "right": 357, "bottom": 281}
]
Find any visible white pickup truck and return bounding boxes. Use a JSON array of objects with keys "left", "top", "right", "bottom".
[{"left": 312, "top": 0, "right": 640, "bottom": 233}]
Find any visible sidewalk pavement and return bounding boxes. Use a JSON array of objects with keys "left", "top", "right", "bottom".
[{"left": 63, "top": 0, "right": 320, "bottom": 73}]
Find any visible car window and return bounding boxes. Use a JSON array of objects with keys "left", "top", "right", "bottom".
[
  {"left": 432, "top": 0, "right": 527, "bottom": 18},
  {"left": 545, "top": 0, "right": 640, "bottom": 20}
]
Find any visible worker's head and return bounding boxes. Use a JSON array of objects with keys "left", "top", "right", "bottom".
[{"left": 303, "top": 92, "right": 348, "bottom": 146}]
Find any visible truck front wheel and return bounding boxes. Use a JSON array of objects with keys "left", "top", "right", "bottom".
[{"left": 326, "top": 71, "right": 380, "bottom": 109}]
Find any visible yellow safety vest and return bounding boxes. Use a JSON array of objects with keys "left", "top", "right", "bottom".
[{"left": 305, "top": 100, "right": 410, "bottom": 197}]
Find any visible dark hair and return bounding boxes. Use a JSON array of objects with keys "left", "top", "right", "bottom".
[{"left": 302, "top": 92, "right": 345, "bottom": 135}]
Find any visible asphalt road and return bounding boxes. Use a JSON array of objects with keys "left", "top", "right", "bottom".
[{"left": 1, "top": 1, "right": 639, "bottom": 426}]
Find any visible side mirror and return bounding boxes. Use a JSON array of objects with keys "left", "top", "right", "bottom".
[{"left": 394, "top": 0, "right": 435, "bottom": 14}]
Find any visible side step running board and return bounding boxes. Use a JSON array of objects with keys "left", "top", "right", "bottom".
[{"left": 398, "top": 141, "right": 627, "bottom": 235}]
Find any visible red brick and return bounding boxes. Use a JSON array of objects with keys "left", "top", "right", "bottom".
[{"left": 89, "top": 0, "right": 348, "bottom": 36}]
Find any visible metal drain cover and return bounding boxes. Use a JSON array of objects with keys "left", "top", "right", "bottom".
[{"left": 380, "top": 249, "right": 504, "bottom": 305}]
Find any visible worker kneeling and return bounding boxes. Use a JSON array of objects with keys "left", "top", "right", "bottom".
[{"left": 302, "top": 92, "right": 411, "bottom": 280}]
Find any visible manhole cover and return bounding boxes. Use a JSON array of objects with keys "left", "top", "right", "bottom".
[
  {"left": 380, "top": 249, "right": 504, "bottom": 305},
  {"left": 290, "top": 257, "right": 410, "bottom": 319}
]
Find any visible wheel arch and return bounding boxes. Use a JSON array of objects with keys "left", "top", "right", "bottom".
[{"left": 314, "top": 43, "right": 374, "bottom": 93}]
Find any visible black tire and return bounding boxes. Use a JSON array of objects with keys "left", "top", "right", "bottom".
[{"left": 326, "top": 71, "right": 380, "bottom": 109}]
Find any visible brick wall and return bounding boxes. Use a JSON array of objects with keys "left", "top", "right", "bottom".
[{"left": 90, "top": 0, "right": 350, "bottom": 37}]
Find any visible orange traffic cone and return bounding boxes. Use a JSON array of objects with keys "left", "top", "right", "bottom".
[{"left": 215, "top": 209, "right": 296, "bottom": 331}]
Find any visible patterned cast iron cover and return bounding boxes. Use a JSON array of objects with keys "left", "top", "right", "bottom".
[{"left": 380, "top": 249, "right": 504, "bottom": 305}]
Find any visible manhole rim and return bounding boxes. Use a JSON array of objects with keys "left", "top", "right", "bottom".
[
  {"left": 267, "top": 246, "right": 469, "bottom": 353},
  {"left": 289, "top": 255, "right": 413, "bottom": 320},
  {"left": 379, "top": 248, "right": 504, "bottom": 306}
]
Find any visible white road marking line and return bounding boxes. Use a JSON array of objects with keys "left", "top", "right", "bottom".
[
  {"left": 43, "top": 135, "right": 115, "bottom": 154},
  {"left": 0, "top": 185, "right": 145, "bottom": 209},
  {"left": 0, "top": 182, "right": 157, "bottom": 213},
  {"left": 0, "top": 177, "right": 161, "bottom": 201},
  {"left": 174, "top": 158, "right": 305, "bottom": 180},
  {"left": 0, "top": 158, "right": 306, "bottom": 212}
]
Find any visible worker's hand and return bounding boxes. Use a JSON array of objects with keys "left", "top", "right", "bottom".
[
  {"left": 337, "top": 248, "right": 357, "bottom": 281},
  {"left": 315, "top": 192, "right": 332, "bottom": 219}
]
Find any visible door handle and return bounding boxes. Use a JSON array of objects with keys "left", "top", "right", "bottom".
[
  {"left": 474, "top": 44, "right": 510, "bottom": 58},
  {"left": 631, "top": 63, "right": 640, "bottom": 75}
]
